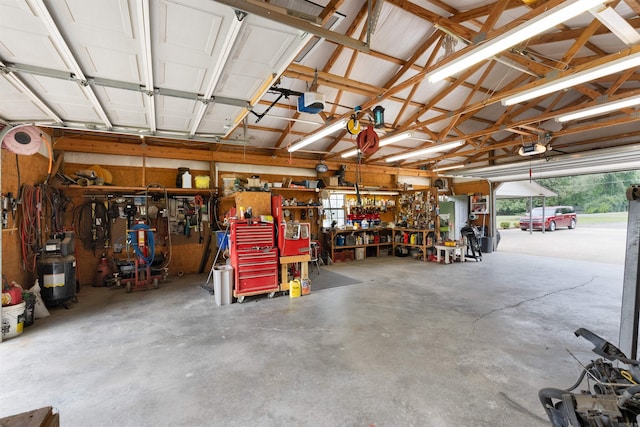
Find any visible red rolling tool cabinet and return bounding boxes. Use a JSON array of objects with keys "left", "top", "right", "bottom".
[{"left": 229, "top": 220, "right": 279, "bottom": 303}]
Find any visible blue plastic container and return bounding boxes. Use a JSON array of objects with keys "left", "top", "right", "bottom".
[{"left": 216, "top": 230, "right": 229, "bottom": 250}]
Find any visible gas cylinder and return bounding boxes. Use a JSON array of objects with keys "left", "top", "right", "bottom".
[{"left": 93, "top": 254, "right": 112, "bottom": 287}]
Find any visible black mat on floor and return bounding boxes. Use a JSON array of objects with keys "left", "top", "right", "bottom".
[{"left": 308, "top": 269, "right": 362, "bottom": 291}]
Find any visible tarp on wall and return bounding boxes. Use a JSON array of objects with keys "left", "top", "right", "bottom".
[{"left": 495, "top": 181, "right": 557, "bottom": 198}]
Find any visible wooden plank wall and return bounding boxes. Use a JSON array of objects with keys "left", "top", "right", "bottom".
[{"left": 60, "top": 162, "right": 214, "bottom": 285}]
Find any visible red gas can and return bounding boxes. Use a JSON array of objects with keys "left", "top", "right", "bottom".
[{"left": 2, "top": 281, "right": 23, "bottom": 306}]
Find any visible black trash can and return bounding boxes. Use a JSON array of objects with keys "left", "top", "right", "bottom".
[{"left": 481, "top": 236, "right": 494, "bottom": 253}]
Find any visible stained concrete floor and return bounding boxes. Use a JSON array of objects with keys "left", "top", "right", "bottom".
[{"left": 0, "top": 243, "right": 626, "bottom": 426}]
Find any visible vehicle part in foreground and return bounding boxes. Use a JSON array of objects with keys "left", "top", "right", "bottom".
[{"left": 539, "top": 328, "right": 640, "bottom": 426}]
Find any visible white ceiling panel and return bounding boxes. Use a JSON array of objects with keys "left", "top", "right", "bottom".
[
  {"left": 109, "top": 108, "right": 147, "bottom": 128},
  {"left": 155, "top": 96, "right": 195, "bottom": 131},
  {"left": 198, "top": 104, "right": 245, "bottom": 133},
  {"left": 0, "top": 28, "right": 68, "bottom": 70},
  {"left": 97, "top": 86, "right": 144, "bottom": 107},
  {"left": 158, "top": 61, "right": 207, "bottom": 93},
  {"left": 0, "top": 0, "right": 637, "bottom": 174},
  {"left": 153, "top": 1, "right": 233, "bottom": 93},
  {"left": 215, "top": 73, "right": 262, "bottom": 101},
  {"left": 156, "top": 114, "right": 192, "bottom": 132},
  {"left": 83, "top": 46, "right": 140, "bottom": 80}
]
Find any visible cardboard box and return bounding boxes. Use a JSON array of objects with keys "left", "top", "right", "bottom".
[{"left": 329, "top": 176, "right": 339, "bottom": 186}]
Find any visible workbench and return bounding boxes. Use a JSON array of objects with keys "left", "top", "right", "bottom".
[{"left": 279, "top": 254, "right": 310, "bottom": 291}]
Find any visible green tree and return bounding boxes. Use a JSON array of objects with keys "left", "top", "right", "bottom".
[{"left": 496, "top": 171, "right": 640, "bottom": 215}]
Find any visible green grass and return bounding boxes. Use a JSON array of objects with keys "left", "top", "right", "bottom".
[{"left": 496, "top": 211, "right": 628, "bottom": 227}]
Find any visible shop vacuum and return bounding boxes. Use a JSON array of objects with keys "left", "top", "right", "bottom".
[{"left": 37, "top": 231, "right": 77, "bottom": 308}]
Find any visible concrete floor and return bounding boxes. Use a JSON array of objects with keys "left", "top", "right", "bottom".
[{"left": 0, "top": 241, "right": 626, "bottom": 426}]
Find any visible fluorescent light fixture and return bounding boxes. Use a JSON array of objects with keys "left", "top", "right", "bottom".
[
  {"left": 426, "top": 0, "right": 607, "bottom": 83},
  {"left": 518, "top": 143, "right": 547, "bottom": 156},
  {"left": 288, "top": 118, "right": 347, "bottom": 152},
  {"left": 380, "top": 131, "right": 412, "bottom": 147},
  {"left": 503, "top": 50, "right": 640, "bottom": 106},
  {"left": 341, "top": 148, "right": 361, "bottom": 158},
  {"left": 590, "top": 6, "right": 640, "bottom": 46},
  {"left": 341, "top": 131, "right": 413, "bottom": 158},
  {"left": 434, "top": 164, "right": 464, "bottom": 172},
  {"left": 556, "top": 94, "right": 640, "bottom": 122},
  {"left": 385, "top": 140, "right": 464, "bottom": 163}
]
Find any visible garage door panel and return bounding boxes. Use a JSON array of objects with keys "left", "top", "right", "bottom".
[{"left": 197, "top": 103, "right": 245, "bottom": 134}]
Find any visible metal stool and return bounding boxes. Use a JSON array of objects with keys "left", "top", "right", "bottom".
[{"left": 309, "top": 241, "right": 321, "bottom": 274}]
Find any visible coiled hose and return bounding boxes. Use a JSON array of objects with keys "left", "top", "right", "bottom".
[{"left": 20, "top": 184, "right": 42, "bottom": 272}]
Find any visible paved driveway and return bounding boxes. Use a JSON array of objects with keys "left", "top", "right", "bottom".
[{"left": 495, "top": 222, "right": 628, "bottom": 264}]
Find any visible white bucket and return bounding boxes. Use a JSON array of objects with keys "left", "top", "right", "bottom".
[{"left": 2, "top": 302, "right": 26, "bottom": 339}]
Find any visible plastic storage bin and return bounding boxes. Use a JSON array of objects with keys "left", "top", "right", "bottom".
[
  {"left": 216, "top": 230, "right": 229, "bottom": 251},
  {"left": 213, "top": 265, "right": 234, "bottom": 306}
]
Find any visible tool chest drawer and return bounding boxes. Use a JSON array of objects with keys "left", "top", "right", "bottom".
[{"left": 229, "top": 220, "right": 278, "bottom": 297}]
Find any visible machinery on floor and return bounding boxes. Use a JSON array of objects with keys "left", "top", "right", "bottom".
[
  {"left": 539, "top": 328, "right": 640, "bottom": 426},
  {"left": 113, "top": 222, "right": 165, "bottom": 293},
  {"left": 36, "top": 231, "right": 77, "bottom": 307}
]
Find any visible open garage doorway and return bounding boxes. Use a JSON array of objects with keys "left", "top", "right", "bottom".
[{"left": 494, "top": 180, "right": 627, "bottom": 264}]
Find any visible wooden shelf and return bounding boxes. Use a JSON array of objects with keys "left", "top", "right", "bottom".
[
  {"left": 391, "top": 228, "right": 437, "bottom": 262},
  {"left": 325, "top": 227, "right": 394, "bottom": 262},
  {"left": 270, "top": 187, "right": 319, "bottom": 192},
  {"left": 324, "top": 186, "right": 403, "bottom": 193},
  {"left": 333, "top": 243, "right": 392, "bottom": 249},
  {"left": 393, "top": 227, "right": 436, "bottom": 233},
  {"left": 56, "top": 185, "right": 216, "bottom": 195}
]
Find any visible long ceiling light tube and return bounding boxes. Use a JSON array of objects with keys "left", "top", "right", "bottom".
[
  {"left": 385, "top": 140, "right": 464, "bottom": 163},
  {"left": 503, "top": 50, "right": 640, "bottom": 106},
  {"left": 426, "top": 0, "right": 608, "bottom": 83},
  {"left": 434, "top": 164, "right": 464, "bottom": 172},
  {"left": 138, "top": 0, "right": 156, "bottom": 133},
  {"left": 341, "top": 131, "right": 413, "bottom": 158},
  {"left": 433, "top": 25, "right": 539, "bottom": 78},
  {"left": 288, "top": 118, "right": 347, "bottom": 152},
  {"left": 556, "top": 94, "right": 640, "bottom": 122},
  {"left": 190, "top": 15, "right": 244, "bottom": 136},
  {"left": 590, "top": 6, "right": 640, "bottom": 46},
  {"left": 29, "top": 0, "right": 113, "bottom": 129}
]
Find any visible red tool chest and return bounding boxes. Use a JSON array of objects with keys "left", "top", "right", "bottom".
[{"left": 229, "top": 220, "right": 279, "bottom": 301}]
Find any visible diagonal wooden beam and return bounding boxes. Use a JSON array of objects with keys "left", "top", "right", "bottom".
[
  {"left": 479, "top": 0, "right": 511, "bottom": 35},
  {"left": 319, "top": 0, "right": 345, "bottom": 25}
]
